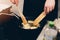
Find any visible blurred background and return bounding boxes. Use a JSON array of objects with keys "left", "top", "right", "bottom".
[{"left": 58, "top": 0, "right": 60, "bottom": 18}]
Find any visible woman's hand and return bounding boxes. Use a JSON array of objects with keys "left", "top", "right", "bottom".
[
  {"left": 44, "top": 0, "right": 55, "bottom": 14},
  {"left": 10, "top": 0, "right": 19, "bottom": 6}
]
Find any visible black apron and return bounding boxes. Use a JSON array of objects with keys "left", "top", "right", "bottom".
[{"left": 23, "top": 0, "right": 45, "bottom": 20}]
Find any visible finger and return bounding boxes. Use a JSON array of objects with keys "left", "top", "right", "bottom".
[
  {"left": 49, "top": 7, "right": 53, "bottom": 12},
  {"left": 10, "top": 0, "right": 15, "bottom": 4},
  {"left": 44, "top": 6, "right": 47, "bottom": 13},
  {"left": 15, "top": 0, "right": 19, "bottom": 6},
  {"left": 47, "top": 7, "right": 50, "bottom": 13},
  {"left": 50, "top": 6, "right": 55, "bottom": 12},
  {"left": 52, "top": 6, "right": 55, "bottom": 10}
]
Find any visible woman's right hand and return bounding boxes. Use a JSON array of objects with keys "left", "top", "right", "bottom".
[{"left": 10, "top": 0, "right": 19, "bottom": 6}]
